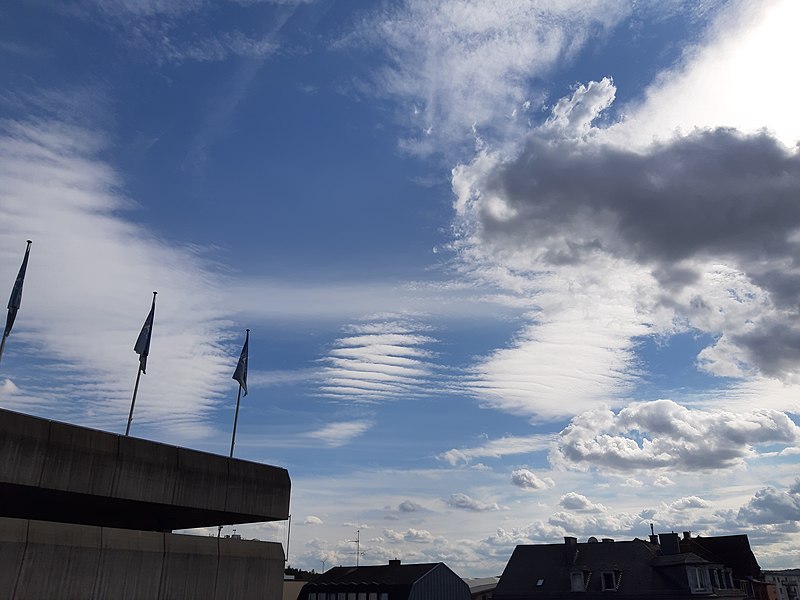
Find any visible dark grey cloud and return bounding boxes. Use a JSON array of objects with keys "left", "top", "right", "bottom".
[
  {"left": 398, "top": 500, "right": 424, "bottom": 513},
  {"left": 482, "top": 129, "right": 800, "bottom": 269},
  {"left": 445, "top": 493, "right": 502, "bottom": 512}
]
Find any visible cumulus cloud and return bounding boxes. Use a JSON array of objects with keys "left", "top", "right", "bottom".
[
  {"left": 510, "top": 469, "right": 554, "bottom": 491},
  {"left": 446, "top": 493, "right": 502, "bottom": 512},
  {"left": 737, "top": 480, "right": 800, "bottom": 524},
  {"left": 553, "top": 400, "right": 800, "bottom": 472},
  {"left": 304, "top": 515, "right": 323, "bottom": 525},
  {"left": 559, "top": 492, "right": 607, "bottom": 513},
  {"left": 398, "top": 500, "right": 424, "bottom": 513}
]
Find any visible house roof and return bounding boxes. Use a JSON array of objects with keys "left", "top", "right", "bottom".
[
  {"left": 310, "top": 562, "right": 441, "bottom": 587},
  {"left": 494, "top": 538, "right": 714, "bottom": 599},
  {"left": 680, "top": 535, "right": 761, "bottom": 578}
]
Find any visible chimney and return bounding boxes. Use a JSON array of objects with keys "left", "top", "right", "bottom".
[
  {"left": 683, "top": 531, "right": 691, "bottom": 541},
  {"left": 389, "top": 559, "right": 401, "bottom": 566},
  {"left": 658, "top": 533, "right": 680, "bottom": 555},
  {"left": 649, "top": 534, "right": 659, "bottom": 544},
  {"left": 564, "top": 536, "right": 577, "bottom": 547}
]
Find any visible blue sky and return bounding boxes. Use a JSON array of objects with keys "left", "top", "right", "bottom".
[{"left": 2, "top": 0, "right": 800, "bottom": 576}]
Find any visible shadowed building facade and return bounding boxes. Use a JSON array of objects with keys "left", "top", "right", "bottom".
[
  {"left": 0, "top": 407, "right": 290, "bottom": 599},
  {"left": 299, "top": 560, "right": 472, "bottom": 600}
]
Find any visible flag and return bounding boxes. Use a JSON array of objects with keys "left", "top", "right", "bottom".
[
  {"left": 4, "top": 240, "right": 32, "bottom": 338},
  {"left": 232, "top": 329, "right": 249, "bottom": 396},
  {"left": 134, "top": 292, "right": 157, "bottom": 373}
]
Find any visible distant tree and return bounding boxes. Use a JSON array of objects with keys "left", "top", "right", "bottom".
[{"left": 285, "top": 565, "right": 319, "bottom": 581}]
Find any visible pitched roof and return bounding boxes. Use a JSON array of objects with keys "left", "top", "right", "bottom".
[
  {"left": 311, "top": 563, "right": 441, "bottom": 587},
  {"left": 680, "top": 535, "right": 761, "bottom": 578},
  {"left": 494, "top": 539, "right": 709, "bottom": 599}
]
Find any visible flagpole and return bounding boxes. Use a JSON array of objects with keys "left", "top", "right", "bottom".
[
  {"left": 127, "top": 291, "right": 157, "bottom": 436},
  {"left": 229, "top": 383, "right": 243, "bottom": 458},
  {"left": 126, "top": 366, "right": 143, "bottom": 436},
  {"left": 1, "top": 240, "right": 33, "bottom": 370},
  {"left": 0, "top": 334, "right": 8, "bottom": 368},
  {"left": 229, "top": 328, "right": 249, "bottom": 458}
]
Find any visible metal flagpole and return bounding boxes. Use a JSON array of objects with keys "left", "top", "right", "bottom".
[
  {"left": 229, "top": 328, "right": 249, "bottom": 458},
  {"left": 229, "top": 383, "right": 243, "bottom": 457},
  {"left": 0, "top": 240, "right": 33, "bottom": 370},
  {"left": 127, "top": 291, "right": 156, "bottom": 436},
  {"left": 126, "top": 366, "right": 143, "bottom": 436}
]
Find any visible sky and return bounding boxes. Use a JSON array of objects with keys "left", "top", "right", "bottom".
[{"left": 1, "top": 0, "right": 799, "bottom": 577}]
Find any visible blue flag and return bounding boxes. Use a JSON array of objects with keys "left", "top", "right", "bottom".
[
  {"left": 134, "top": 293, "right": 157, "bottom": 373},
  {"left": 4, "top": 240, "right": 32, "bottom": 338},
  {"left": 232, "top": 329, "right": 249, "bottom": 396}
]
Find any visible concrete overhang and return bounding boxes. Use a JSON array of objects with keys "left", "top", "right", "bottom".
[{"left": 0, "top": 408, "right": 290, "bottom": 531}]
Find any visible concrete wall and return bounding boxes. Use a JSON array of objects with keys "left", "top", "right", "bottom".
[
  {"left": 0, "top": 408, "right": 290, "bottom": 530},
  {"left": 0, "top": 517, "right": 285, "bottom": 600}
]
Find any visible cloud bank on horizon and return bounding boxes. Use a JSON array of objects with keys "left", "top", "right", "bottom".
[{"left": 0, "top": 0, "right": 799, "bottom": 575}]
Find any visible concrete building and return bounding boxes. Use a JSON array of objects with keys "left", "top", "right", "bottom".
[
  {"left": 0, "top": 407, "right": 291, "bottom": 599},
  {"left": 299, "top": 559, "right": 472, "bottom": 600},
  {"left": 763, "top": 570, "right": 800, "bottom": 600}
]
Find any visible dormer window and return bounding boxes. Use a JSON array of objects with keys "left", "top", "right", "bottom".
[
  {"left": 689, "top": 567, "right": 709, "bottom": 593},
  {"left": 600, "top": 571, "right": 617, "bottom": 592},
  {"left": 571, "top": 571, "right": 588, "bottom": 591}
]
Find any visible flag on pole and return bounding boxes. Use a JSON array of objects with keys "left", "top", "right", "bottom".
[
  {"left": 232, "top": 328, "right": 249, "bottom": 396},
  {"left": 134, "top": 292, "right": 157, "bottom": 373},
  {"left": 4, "top": 240, "right": 32, "bottom": 338}
]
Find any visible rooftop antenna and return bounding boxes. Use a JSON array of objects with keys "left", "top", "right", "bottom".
[{"left": 349, "top": 529, "right": 365, "bottom": 566}]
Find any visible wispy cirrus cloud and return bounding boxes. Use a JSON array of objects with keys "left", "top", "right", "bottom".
[
  {"left": 307, "top": 420, "right": 372, "bottom": 447},
  {"left": 440, "top": 433, "right": 555, "bottom": 466},
  {"left": 0, "top": 119, "right": 234, "bottom": 438}
]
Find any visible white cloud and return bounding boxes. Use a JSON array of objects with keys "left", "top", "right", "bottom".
[
  {"left": 510, "top": 469, "right": 554, "bottom": 491},
  {"left": 0, "top": 119, "right": 234, "bottom": 438},
  {"left": 361, "top": 0, "right": 631, "bottom": 155},
  {"left": 553, "top": 400, "right": 800, "bottom": 472},
  {"left": 439, "top": 434, "right": 555, "bottom": 465},
  {"left": 304, "top": 515, "right": 323, "bottom": 525},
  {"left": 307, "top": 420, "right": 372, "bottom": 447},
  {"left": 559, "top": 492, "right": 607, "bottom": 513},
  {"left": 610, "top": 0, "right": 800, "bottom": 149},
  {"left": 319, "top": 317, "right": 443, "bottom": 401}
]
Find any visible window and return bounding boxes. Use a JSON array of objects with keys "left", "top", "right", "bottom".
[
  {"left": 368, "top": 595, "right": 377, "bottom": 600},
  {"left": 571, "top": 572, "right": 586, "bottom": 592},
  {"left": 348, "top": 594, "right": 356, "bottom": 600},
  {"left": 537, "top": 579, "right": 545, "bottom": 586},
  {"left": 689, "top": 567, "right": 708, "bottom": 592},
  {"left": 602, "top": 572, "right": 617, "bottom": 591},
  {"left": 309, "top": 595, "right": 317, "bottom": 600},
  {"left": 338, "top": 594, "right": 346, "bottom": 600},
  {"left": 380, "top": 594, "right": 388, "bottom": 600},
  {"left": 358, "top": 594, "right": 367, "bottom": 600}
]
